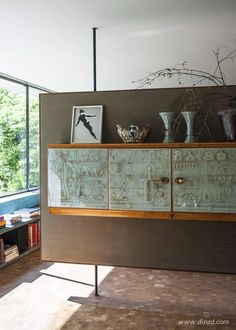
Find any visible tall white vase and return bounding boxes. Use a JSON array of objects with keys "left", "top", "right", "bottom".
[
  {"left": 159, "top": 112, "right": 178, "bottom": 142},
  {"left": 182, "top": 111, "right": 197, "bottom": 143}
]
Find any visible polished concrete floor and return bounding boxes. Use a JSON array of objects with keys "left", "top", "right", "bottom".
[{"left": 0, "top": 250, "right": 235, "bottom": 330}]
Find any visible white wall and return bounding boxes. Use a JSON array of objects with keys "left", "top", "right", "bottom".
[
  {"left": 97, "top": 1, "right": 236, "bottom": 90},
  {"left": 0, "top": 0, "right": 235, "bottom": 92}
]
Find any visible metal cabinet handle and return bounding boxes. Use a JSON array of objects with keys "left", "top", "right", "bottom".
[
  {"left": 148, "top": 177, "right": 170, "bottom": 186},
  {"left": 175, "top": 177, "right": 192, "bottom": 184}
]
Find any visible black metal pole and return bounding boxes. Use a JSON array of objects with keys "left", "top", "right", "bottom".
[
  {"left": 92, "top": 27, "right": 97, "bottom": 92},
  {"left": 94, "top": 265, "right": 99, "bottom": 296},
  {"left": 92, "top": 27, "right": 99, "bottom": 296}
]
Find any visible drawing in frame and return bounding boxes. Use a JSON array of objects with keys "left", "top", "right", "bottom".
[{"left": 71, "top": 105, "right": 103, "bottom": 143}]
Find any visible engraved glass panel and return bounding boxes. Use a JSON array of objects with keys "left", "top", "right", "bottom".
[
  {"left": 173, "top": 148, "right": 236, "bottom": 213},
  {"left": 48, "top": 149, "right": 108, "bottom": 208},
  {"left": 109, "top": 149, "right": 171, "bottom": 211}
]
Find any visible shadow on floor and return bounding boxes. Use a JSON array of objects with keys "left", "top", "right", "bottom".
[{"left": 0, "top": 249, "right": 53, "bottom": 298}]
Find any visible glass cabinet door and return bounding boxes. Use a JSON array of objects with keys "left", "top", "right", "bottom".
[
  {"left": 173, "top": 148, "right": 236, "bottom": 213},
  {"left": 109, "top": 149, "right": 171, "bottom": 211},
  {"left": 48, "top": 149, "right": 108, "bottom": 209}
]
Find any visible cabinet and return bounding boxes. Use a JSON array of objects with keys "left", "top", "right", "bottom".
[
  {"left": 109, "top": 148, "right": 171, "bottom": 211},
  {"left": 48, "top": 148, "right": 108, "bottom": 209},
  {"left": 173, "top": 148, "right": 236, "bottom": 213},
  {"left": 48, "top": 143, "right": 236, "bottom": 221},
  {"left": 0, "top": 217, "right": 40, "bottom": 269}
]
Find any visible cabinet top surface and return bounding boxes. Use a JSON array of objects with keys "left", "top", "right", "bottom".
[{"left": 48, "top": 142, "right": 236, "bottom": 149}]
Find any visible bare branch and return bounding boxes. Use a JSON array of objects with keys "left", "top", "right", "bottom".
[
  {"left": 212, "top": 49, "right": 226, "bottom": 86},
  {"left": 133, "top": 44, "right": 236, "bottom": 89},
  {"left": 133, "top": 66, "right": 224, "bottom": 88}
]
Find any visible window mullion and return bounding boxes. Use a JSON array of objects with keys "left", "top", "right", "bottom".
[{"left": 26, "top": 85, "right": 30, "bottom": 190}]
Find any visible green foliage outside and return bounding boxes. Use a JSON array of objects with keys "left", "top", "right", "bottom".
[
  {"left": 0, "top": 88, "right": 39, "bottom": 196},
  {"left": 29, "top": 96, "right": 40, "bottom": 189}
]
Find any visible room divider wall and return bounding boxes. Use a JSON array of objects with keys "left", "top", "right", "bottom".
[{"left": 40, "top": 86, "right": 236, "bottom": 273}]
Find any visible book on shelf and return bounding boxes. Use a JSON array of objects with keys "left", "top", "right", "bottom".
[
  {"left": 4, "top": 244, "right": 19, "bottom": 262},
  {"left": 4, "top": 214, "right": 22, "bottom": 226},
  {"left": 0, "top": 238, "right": 4, "bottom": 264},
  {"left": 0, "top": 215, "right": 6, "bottom": 228},
  {"left": 28, "top": 222, "right": 39, "bottom": 248},
  {"left": 37, "top": 221, "right": 40, "bottom": 244},
  {"left": 32, "top": 222, "right": 38, "bottom": 246},
  {"left": 9, "top": 215, "right": 22, "bottom": 224},
  {"left": 13, "top": 207, "right": 40, "bottom": 219},
  {"left": 28, "top": 223, "right": 33, "bottom": 249}
]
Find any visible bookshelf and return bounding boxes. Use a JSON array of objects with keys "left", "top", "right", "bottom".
[{"left": 0, "top": 216, "right": 40, "bottom": 269}]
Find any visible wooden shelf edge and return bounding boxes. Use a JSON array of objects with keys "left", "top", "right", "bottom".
[
  {"left": 48, "top": 207, "right": 171, "bottom": 220},
  {"left": 172, "top": 212, "right": 236, "bottom": 222},
  {"left": 48, "top": 208, "right": 236, "bottom": 222},
  {"left": 48, "top": 142, "right": 236, "bottom": 149},
  {"left": 48, "top": 143, "right": 172, "bottom": 149}
]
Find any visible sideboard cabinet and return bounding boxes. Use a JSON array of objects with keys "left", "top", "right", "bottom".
[{"left": 48, "top": 143, "right": 236, "bottom": 221}]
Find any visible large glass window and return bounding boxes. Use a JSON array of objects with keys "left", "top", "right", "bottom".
[
  {"left": 0, "top": 75, "right": 50, "bottom": 197},
  {"left": 29, "top": 88, "right": 41, "bottom": 189}
]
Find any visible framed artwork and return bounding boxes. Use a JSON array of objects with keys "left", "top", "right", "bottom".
[{"left": 71, "top": 105, "right": 103, "bottom": 143}]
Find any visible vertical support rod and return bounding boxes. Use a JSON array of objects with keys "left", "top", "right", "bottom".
[
  {"left": 94, "top": 265, "right": 99, "bottom": 296},
  {"left": 92, "top": 27, "right": 97, "bottom": 92},
  {"left": 93, "top": 27, "right": 99, "bottom": 297}
]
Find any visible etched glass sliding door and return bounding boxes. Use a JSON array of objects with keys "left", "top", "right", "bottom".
[
  {"left": 109, "top": 149, "right": 171, "bottom": 211},
  {"left": 173, "top": 148, "right": 236, "bottom": 213},
  {"left": 48, "top": 149, "right": 108, "bottom": 208}
]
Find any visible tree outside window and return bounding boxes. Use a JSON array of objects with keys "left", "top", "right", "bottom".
[{"left": 0, "top": 78, "right": 49, "bottom": 197}]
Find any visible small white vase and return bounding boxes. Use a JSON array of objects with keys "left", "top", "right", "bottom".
[
  {"left": 181, "top": 111, "right": 197, "bottom": 143},
  {"left": 159, "top": 112, "right": 178, "bottom": 142}
]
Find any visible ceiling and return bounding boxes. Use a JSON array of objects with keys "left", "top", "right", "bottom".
[{"left": 0, "top": 0, "right": 236, "bottom": 91}]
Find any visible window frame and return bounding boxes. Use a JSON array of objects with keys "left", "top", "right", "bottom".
[{"left": 0, "top": 72, "right": 53, "bottom": 198}]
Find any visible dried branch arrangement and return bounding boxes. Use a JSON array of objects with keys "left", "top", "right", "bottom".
[
  {"left": 133, "top": 45, "right": 236, "bottom": 141},
  {"left": 134, "top": 46, "right": 236, "bottom": 91}
]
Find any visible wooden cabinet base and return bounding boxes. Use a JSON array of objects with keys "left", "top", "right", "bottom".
[{"left": 49, "top": 207, "right": 236, "bottom": 222}]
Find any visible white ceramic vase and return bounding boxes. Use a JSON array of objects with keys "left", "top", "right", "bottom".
[
  {"left": 159, "top": 112, "right": 178, "bottom": 143},
  {"left": 181, "top": 111, "right": 197, "bottom": 143}
]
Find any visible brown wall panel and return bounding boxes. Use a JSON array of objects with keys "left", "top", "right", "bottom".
[{"left": 40, "top": 87, "right": 236, "bottom": 273}]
